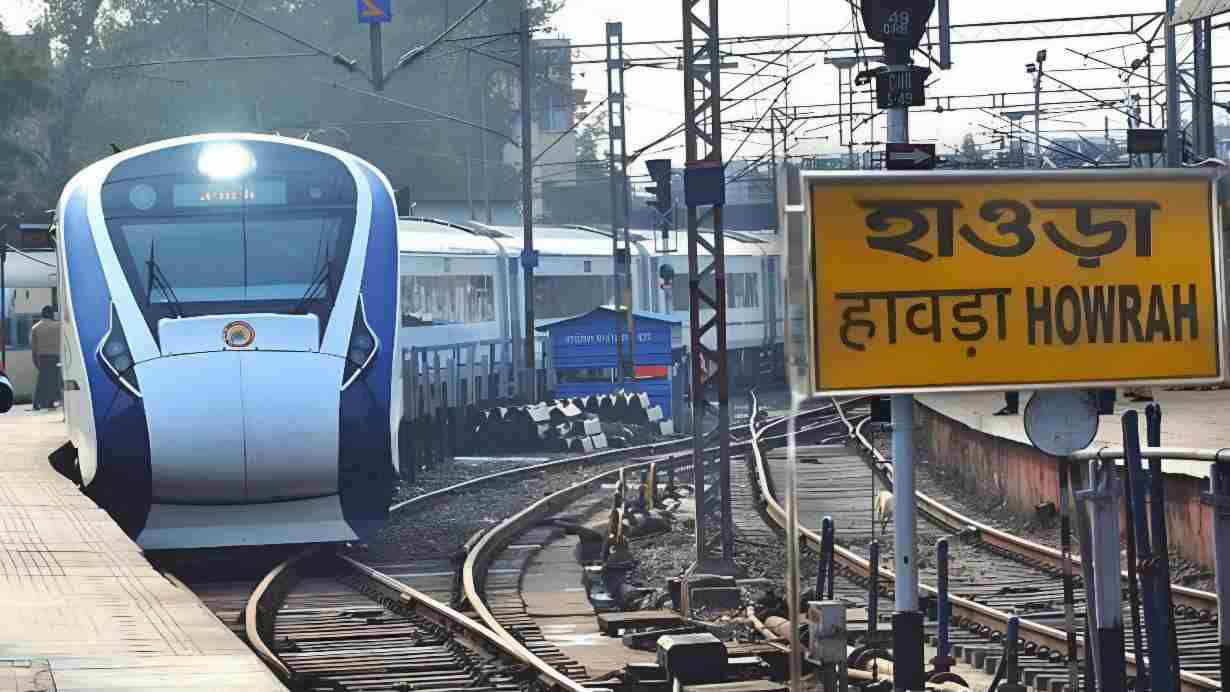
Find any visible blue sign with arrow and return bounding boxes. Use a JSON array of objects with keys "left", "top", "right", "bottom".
[{"left": 357, "top": 0, "right": 392, "bottom": 24}]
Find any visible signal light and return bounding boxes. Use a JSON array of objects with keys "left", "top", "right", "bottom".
[
  {"left": 646, "top": 159, "right": 676, "bottom": 253},
  {"left": 645, "top": 159, "right": 673, "bottom": 216}
]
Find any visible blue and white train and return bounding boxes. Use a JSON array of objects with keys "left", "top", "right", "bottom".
[
  {"left": 395, "top": 220, "right": 784, "bottom": 376},
  {"left": 55, "top": 134, "right": 400, "bottom": 549}
]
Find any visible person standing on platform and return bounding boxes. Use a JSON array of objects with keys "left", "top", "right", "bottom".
[
  {"left": 995, "top": 391, "right": 1019, "bottom": 416},
  {"left": 30, "top": 306, "right": 60, "bottom": 410}
]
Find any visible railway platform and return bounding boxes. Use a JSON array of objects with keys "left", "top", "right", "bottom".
[
  {"left": 0, "top": 408, "right": 285, "bottom": 691},
  {"left": 918, "top": 388, "right": 1230, "bottom": 478},
  {"left": 916, "top": 388, "right": 1229, "bottom": 569}
]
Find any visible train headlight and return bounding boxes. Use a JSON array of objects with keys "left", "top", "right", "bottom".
[
  {"left": 98, "top": 305, "right": 141, "bottom": 397},
  {"left": 342, "top": 295, "right": 379, "bottom": 391},
  {"left": 198, "top": 142, "right": 255, "bottom": 180}
]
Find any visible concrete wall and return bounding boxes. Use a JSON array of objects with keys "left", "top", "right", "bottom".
[{"left": 916, "top": 402, "right": 1216, "bottom": 570}]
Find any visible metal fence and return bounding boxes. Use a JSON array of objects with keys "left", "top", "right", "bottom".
[{"left": 400, "top": 337, "right": 555, "bottom": 477}]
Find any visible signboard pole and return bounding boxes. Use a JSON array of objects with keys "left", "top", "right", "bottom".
[
  {"left": 369, "top": 22, "right": 385, "bottom": 90},
  {"left": 885, "top": 46, "right": 926, "bottom": 692}
]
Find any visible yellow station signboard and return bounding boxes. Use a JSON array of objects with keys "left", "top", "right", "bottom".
[{"left": 806, "top": 168, "right": 1226, "bottom": 394}]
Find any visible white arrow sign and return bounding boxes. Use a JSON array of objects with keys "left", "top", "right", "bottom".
[{"left": 889, "top": 148, "right": 933, "bottom": 164}]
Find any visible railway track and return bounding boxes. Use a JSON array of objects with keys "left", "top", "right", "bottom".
[
  {"left": 842, "top": 405, "right": 1223, "bottom": 688},
  {"left": 172, "top": 393, "right": 1223, "bottom": 692},
  {"left": 456, "top": 402, "right": 852, "bottom": 684},
  {"left": 175, "top": 402, "right": 834, "bottom": 691},
  {"left": 746, "top": 394, "right": 1222, "bottom": 692}
]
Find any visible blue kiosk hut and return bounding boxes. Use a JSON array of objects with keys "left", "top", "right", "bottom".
[{"left": 537, "top": 306, "right": 683, "bottom": 423}]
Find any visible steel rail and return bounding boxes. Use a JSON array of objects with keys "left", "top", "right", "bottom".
[
  {"left": 243, "top": 549, "right": 313, "bottom": 683},
  {"left": 243, "top": 547, "right": 592, "bottom": 692},
  {"left": 749, "top": 396, "right": 1220, "bottom": 692},
  {"left": 459, "top": 404, "right": 846, "bottom": 686},
  {"left": 336, "top": 555, "right": 593, "bottom": 692},
  {"left": 843, "top": 411, "right": 1220, "bottom": 615},
  {"left": 235, "top": 399, "right": 837, "bottom": 689}
]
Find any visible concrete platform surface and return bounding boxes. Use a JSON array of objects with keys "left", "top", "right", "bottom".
[
  {"left": 918, "top": 389, "right": 1230, "bottom": 479},
  {"left": 0, "top": 407, "right": 285, "bottom": 691}
]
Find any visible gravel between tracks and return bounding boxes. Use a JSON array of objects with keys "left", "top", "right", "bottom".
[
  {"left": 364, "top": 453, "right": 681, "bottom": 563},
  {"left": 391, "top": 454, "right": 570, "bottom": 505}
]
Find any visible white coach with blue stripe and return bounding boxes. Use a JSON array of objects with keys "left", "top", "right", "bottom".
[{"left": 56, "top": 133, "right": 401, "bottom": 549}]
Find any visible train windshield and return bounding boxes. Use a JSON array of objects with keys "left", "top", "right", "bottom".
[{"left": 100, "top": 141, "right": 357, "bottom": 339}]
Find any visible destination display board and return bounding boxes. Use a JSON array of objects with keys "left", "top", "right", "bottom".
[{"left": 805, "top": 169, "right": 1226, "bottom": 394}]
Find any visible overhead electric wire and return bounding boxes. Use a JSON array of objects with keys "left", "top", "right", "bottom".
[
  {"left": 1067, "top": 48, "right": 1166, "bottom": 88},
  {"left": 97, "top": 52, "right": 319, "bottom": 70},
  {"left": 727, "top": 84, "right": 790, "bottom": 164},
  {"left": 532, "top": 96, "right": 610, "bottom": 165},
  {"left": 316, "top": 79, "right": 516, "bottom": 143},
  {"left": 977, "top": 109, "right": 1099, "bottom": 164},
  {"left": 627, "top": 43, "right": 813, "bottom": 163},
  {"left": 202, "top": 0, "right": 363, "bottom": 75},
  {"left": 1039, "top": 70, "right": 1147, "bottom": 122},
  {"left": 557, "top": 12, "right": 1163, "bottom": 52},
  {"left": 392, "top": 0, "right": 493, "bottom": 73}
]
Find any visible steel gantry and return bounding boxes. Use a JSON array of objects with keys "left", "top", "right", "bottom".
[
  {"left": 606, "top": 22, "right": 635, "bottom": 381},
  {"left": 682, "top": 0, "right": 733, "bottom": 565}
]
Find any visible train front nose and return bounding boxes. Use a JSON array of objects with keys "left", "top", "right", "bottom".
[{"left": 137, "top": 315, "right": 342, "bottom": 504}]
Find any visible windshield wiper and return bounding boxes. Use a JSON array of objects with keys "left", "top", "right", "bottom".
[
  {"left": 145, "top": 242, "right": 186, "bottom": 318},
  {"left": 291, "top": 257, "right": 333, "bottom": 316}
]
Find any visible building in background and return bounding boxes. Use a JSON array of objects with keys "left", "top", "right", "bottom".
[{"left": 505, "top": 38, "right": 578, "bottom": 220}]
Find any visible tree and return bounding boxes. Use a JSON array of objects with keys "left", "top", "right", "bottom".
[
  {"left": 0, "top": 21, "right": 51, "bottom": 214},
  {"left": 960, "top": 133, "right": 985, "bottom": 163},
  {"left": 18, "top": 0, "right": 565, "bottom": 207},
  {"left": 576, "top": 111, "right": 607, "bottom": 162}
]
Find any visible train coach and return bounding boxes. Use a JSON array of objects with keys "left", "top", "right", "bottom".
[
  {"left": 55, "top": 133, "right": 401, "bottom": 549},
  {"left": 396, "top": 218, "right": 784, "bottom": 378}
]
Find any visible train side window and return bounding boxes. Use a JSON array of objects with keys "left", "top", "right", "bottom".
[
  {"left": 729, "top": 273, "right": 760, "bottom": 309},
  {"left": 401, "top": 274, "right": 495, "bottom": 326},
  {"left": 672, "top": 272, "right": 759, "bottom": 310},
  {"left": 534, "top": 275, "right": 614, "bottom": 319}
]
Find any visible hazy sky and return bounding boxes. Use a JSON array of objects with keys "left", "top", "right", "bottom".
[
  {"left": 2, "top": 1, "right": 1225, "bottom": 168},
  {"left": 551, "top": 0, "right": 1227, "bottom": 167}
]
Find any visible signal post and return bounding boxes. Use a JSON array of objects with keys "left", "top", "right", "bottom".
[{"left": 859, "top": 3, "right": 937, "bottom": 688}]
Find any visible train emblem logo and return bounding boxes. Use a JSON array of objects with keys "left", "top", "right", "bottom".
[
  {"left": 805, "top": 169, "right": 1226, "bottom": 394},
  {"left": 223, "top": 321, "right": 256, "bottom": 348}
]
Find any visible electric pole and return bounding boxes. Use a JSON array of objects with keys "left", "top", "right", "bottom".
[
  {"left": 1194, "top": 16, "right": 1215, "bottom": 159},
  {"left": 1165, "top": 0, "right": 1181, "bottom": 165},
  {"left": 682, "top": 0, "right": 734, "bottom": 569},
  {"left": 1033, "top": 50, "right": 1046, "bottom": 168},
  {"left": 519, "top": 8, "right": 537, "bottom": 399},
  {"left": 607, "top": 21, "right": 635, "bottom": 382}
]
